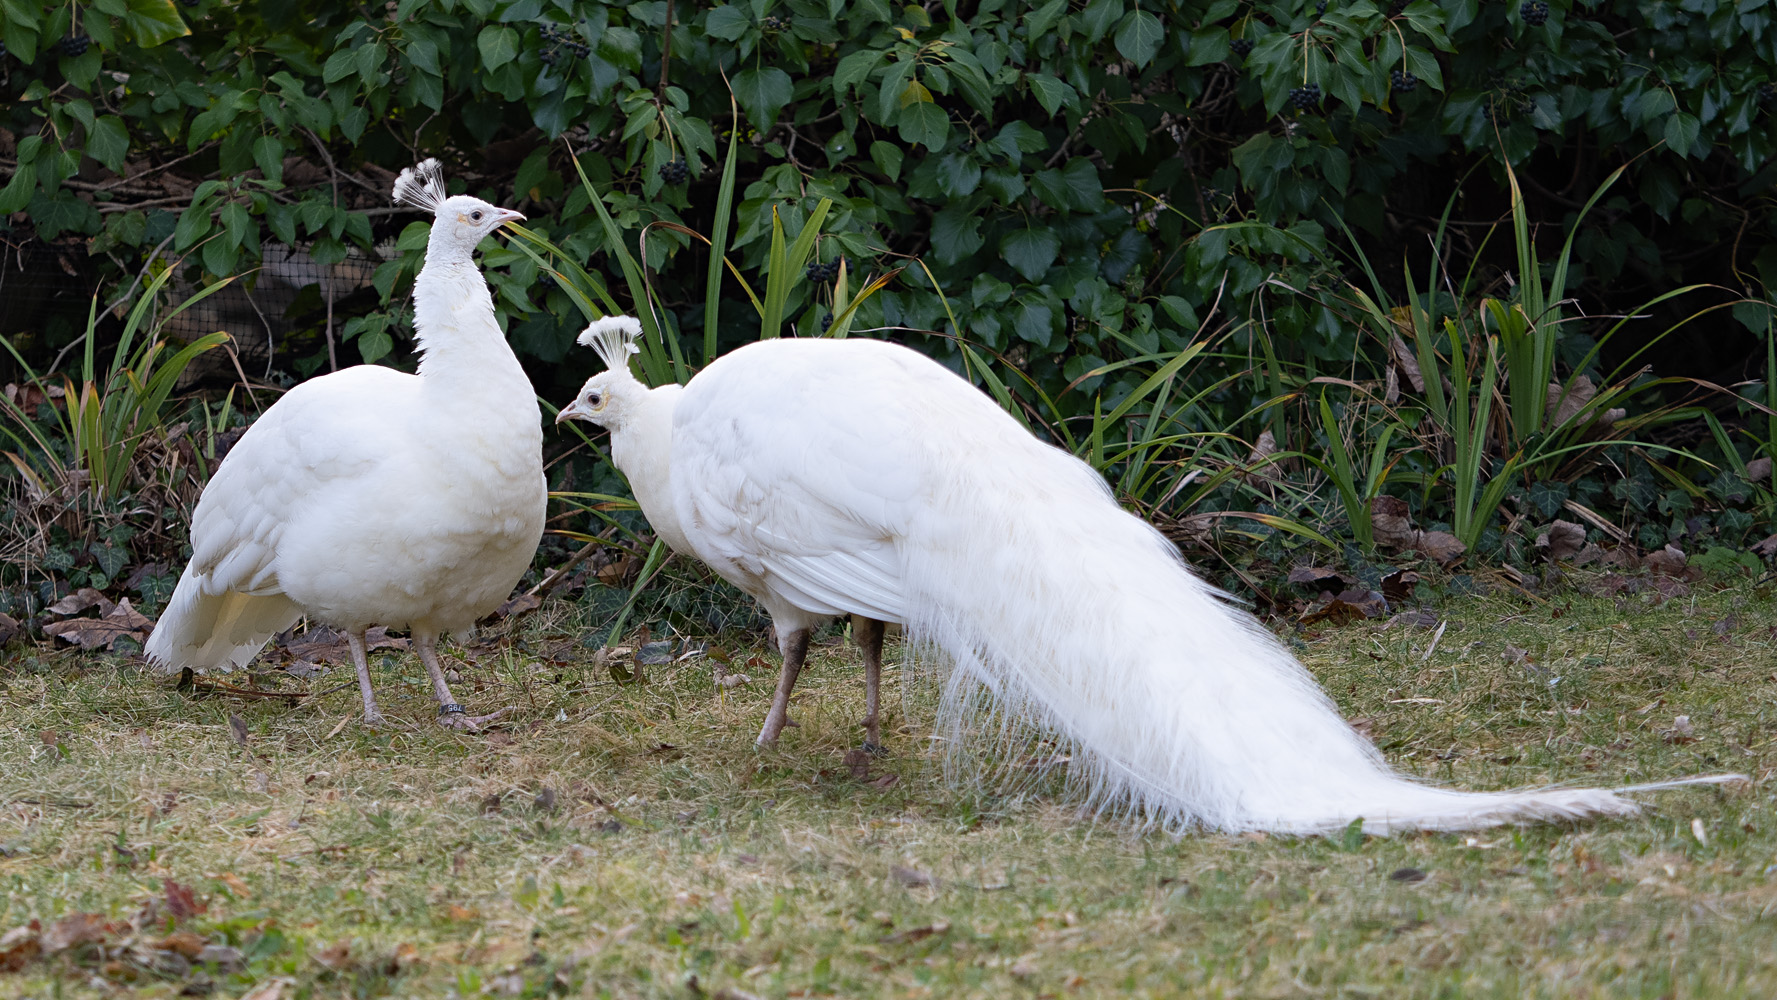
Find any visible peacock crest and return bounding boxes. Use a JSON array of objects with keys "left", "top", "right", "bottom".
[
  {"left": 578, "top": 315, "right": 643, "bottom": 372},
  {"left": 392, "top": 158, "right": 448, "bottom": 214}
]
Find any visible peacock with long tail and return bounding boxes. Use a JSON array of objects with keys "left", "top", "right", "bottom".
[
  {"left": 145, "top": 160, "right": 545, "bottom": 730},
  {"left": 556, "top": 321, "right": 1738, "bottom": 834}
]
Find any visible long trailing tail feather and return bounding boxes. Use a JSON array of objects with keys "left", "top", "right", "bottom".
[{"left": 896, "top": 420, "right": 1731, "bottom": 835}]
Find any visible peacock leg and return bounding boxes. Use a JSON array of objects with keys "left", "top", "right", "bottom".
[
  {"left": 854, "top": 615, "right": 886, "bottom": 753},
  {"left": 348, "top": 629, "right": 387, "bottom": 728},
  {"left": 756, "top": 627, "right": 810, "bottom": 746},
  {"left": 416, "top": 632, "right": 512, "bottom": 732}
]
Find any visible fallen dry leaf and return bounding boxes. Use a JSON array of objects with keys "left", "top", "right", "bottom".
[
  {"left": 311, "top": 940, "right": 351, "bottom": 969},
  {"left": 155, "top": 930, "right": 208, "bottom": 959},
  {"left": 1414, "top": 531, "right": 1466, "bottom": 565},
  {"left": 882, "top": 919, "right": 950, "bottom": 944},
  {"left": 163, "top": 878, "right": 205, "bottom": 922},
  {"left": 0, "top": 923, "right": 42, "bottom": 972},
  {"left": 1370, "top": 496, "right": 1418, "bottom": 549},
  {"left": 1746, "top": 457, "right": 1772, "bottom": 482},
  {"left": 1535, "top": 520, "right": 1587, "bottom": 562},
  {"left": 43, "top": 598, "right": 154, "bottom": 651},
  {"left": 39, "top": 911, "right": 114, "bottom": 953},
  {"left": 238, "top": 979, "right": 292, "bottom": 1000},
  {"left": 46, "top": 587, "right": 115, "bottom": 617},
  {"left": 0, "top": 611, "right": 18, "bottom": 646},
  {"left": 1298, "top": 599, "right": 1369, "bottom": 628},
  {"left": 890, "top": 865, "right": 938, "bottom": 888},
  {"left": 1643, "top": 544, "right": 1691, "bottom": 578},
  {"left": 276, "top": 626, "right": 406, "bottom": 664}
]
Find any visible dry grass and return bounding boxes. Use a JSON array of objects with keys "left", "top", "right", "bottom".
[{"left": 1, "top": 577, "right": 1774, "bottom": 998}]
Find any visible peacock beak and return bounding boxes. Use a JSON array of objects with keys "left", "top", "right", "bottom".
[
  {"left": 555, "top": 400, "right": 588, "bottom": 425},
  {"left": 496, "top": 208, "right": 527, "bottom": 228}
]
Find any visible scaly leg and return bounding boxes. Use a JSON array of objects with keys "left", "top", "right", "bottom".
[
  {"left": 348, "top": 629, "right": 386, "bottom": 728},
  {"left": 756, "top": 627, "right": 810, "bottom": 747},
  {"left": 416, "top": 632, "right": 512, "bottom": 732},
  {"left": 854, "top": 615, "right": 886, "bottom": 753}
]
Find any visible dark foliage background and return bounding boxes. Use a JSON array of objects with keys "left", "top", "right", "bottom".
[{"left": 2, "top": 0, "right": 1776, "bottom": 616}]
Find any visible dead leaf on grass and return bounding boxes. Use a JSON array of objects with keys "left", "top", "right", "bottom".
[
  {"left": 239, "top": 979, "right": 293, "bottom": 1000},
  {"left": 0, "top": 923, "right": 42, "bottom": 971},
  {"left": 163, "top": 878, "right": 205, "bottom": 922},
  {"left": 882, "top": 919, "right": 949, "bottom": 944},
  {"left": 1298, "top": 599, "right": 1370, "bottom": 628},
  {"left": 39, "top": 911, "right": 116, "bottom": 952},
  {"left": 1380, "top": 569, "right": 1420, "bottom": 603},
  {"left": 276, "top": 626, "right": 406, "bottom": 664},
  {"left": 1663, "top": 715, "right": 1697, "bottom": 745},
  {"left": 43, "top": 598, "right": 154, "bottom": 651},
  {"left": 311, "top": 940, "right": 351, "bottom": 969},
  {"left": 46, "top": 587, "right": 115, "bottom": 617},
  {"left": 1643, "top": 545, "right": 1692, "bottom": 578},
  {"left": 890, "top": 865, "right": 938, "bottom": 888},
  {"left": 1535, "top": 520, "right": 1587, "bottom": 561},
  {"left": 228, "top": 714, "right": 251, "bottom": 748},
  {"left": 1415, "top": 531, "right": 1466, "bottom": 565}
]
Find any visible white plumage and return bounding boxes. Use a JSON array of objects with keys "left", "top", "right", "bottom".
[
  {"left": 559, "top": 328, "right": 1741, "bottom": 835},
  {"left": 145, "top": 160, "right": 545, "bottom": 729}
]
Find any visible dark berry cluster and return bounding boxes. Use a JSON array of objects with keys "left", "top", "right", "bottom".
[
  {"left": 538, "top": 23, "right": 590, "bottom": 66},
  {"left": 819, "top": 311, "right": 835, "bottom": 333},
  {"left": 1230, "top": 38, "right": 1254, "bottom": 58},
  {"left": 1315, "top": 0, "right": 1328, "bottom": 15},
  {"left": 1391, "top": 69, "right": 1419, "bottom": 92},
  {"left": 805, "top": 259, "right": 845, "bottom": 283},
  {"left": 1758, "top": 82, "right": 1775, "bottom": 107},
  {"left": 180, "top": 0, "right": 198, "bottom": 7},
  {"left": 1520, "top": 1, "right": 1549, "bottom": 25},
  {"left": 761, "top": 14, "right": 792, "bottom": 30},
  {"left": 657, "top": 157, "right": 689, "bottom": 184},
  {"left": 58, "top": 35, "right": 92, "bottom": 57},
  {"left": 1289, "top": 84, "right": 1323, "bottom": 110}
]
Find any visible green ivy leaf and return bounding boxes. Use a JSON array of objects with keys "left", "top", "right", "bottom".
[
  {"left": 1664, "top": 112, "right": 1700, "bottom": 158},
  {"left": 1113, "top": 10, "right": 1163, "bottom": 67},
  {"left": 1001, "top": 227, "right": 1060, "bottom": 282},
  {"left": 931, "top": 205, "right": 983, "bottom": 265},
  {"left": 896, "top": 101, "right": 950, "bottom": 151},
  {"left": 704, "top": 5, "right": 751, "bottom": 41},
  {"left": 85, "top": 116, "right": 129, "bottom": 172},
  {"left": 1025, "top": 72, "right": 1077, "bottom": 116},
  {"left": 123, "top": 0, "right": 189, "bottom": 47},
  {"left": 477, "top": 25, "right": 519, "bottom": 71},
  {"left": 732, "top": 66, "right": 793, "bottom": 130}
]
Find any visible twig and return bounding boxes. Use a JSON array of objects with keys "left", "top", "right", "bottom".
[
  {"left": 303, "top": 128, "right": 342, "bottom": 372},
  {"left": 44, "top": 231, "right": 179, "bottom": 377},
  {"left": 657, "top": 0, "right": 674, "bottom": 101},
  {"left": 526, "top": 540, "right": 600, "bottom": 597}
]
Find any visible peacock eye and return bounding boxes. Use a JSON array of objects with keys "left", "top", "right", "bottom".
[
  {"left": 588, "top": 392, "right": 603, "bottom": 407},
  {"left": 471, "top": 210, "right": 484, "bottom": 221}
]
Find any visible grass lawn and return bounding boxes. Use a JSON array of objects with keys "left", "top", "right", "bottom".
[{"left": 1, "top": 576, "right": 1773, "bottom": 998}]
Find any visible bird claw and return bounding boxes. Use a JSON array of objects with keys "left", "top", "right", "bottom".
[
  {"left": 436, "top": 706, "right": 513, "bottom": 732},
  {"left": 861, "top": 741, "right": 887, "bottom": 757}
]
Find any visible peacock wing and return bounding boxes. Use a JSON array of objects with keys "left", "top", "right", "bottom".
[
  {"left": 669, "top": 341, "right": 970, "bottom": 625},
  {"left": 188, "top": 366, "right": 418, "bottom": 597}
]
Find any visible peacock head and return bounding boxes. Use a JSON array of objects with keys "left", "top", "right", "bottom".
[
  {"left": 556, "top": 315, "right": 646, "bottom": 429},
  {"left": 392, "top": 158, "right": 525, "bottom": 259}
]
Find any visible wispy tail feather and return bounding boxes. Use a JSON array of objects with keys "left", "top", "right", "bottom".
[
  {"left": 143, "top": 565, "right": 301, "bottom": 674},
  {"left": 901, "top": 444, "right": 1720, "bottom": 835}
]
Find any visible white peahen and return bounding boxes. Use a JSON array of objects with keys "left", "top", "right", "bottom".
[
  {"left": 144, "top": 160, "right": 546, "bottom": 730},
  {"left": 557, "top": 323, "right": 1737, "bottom": 834}
]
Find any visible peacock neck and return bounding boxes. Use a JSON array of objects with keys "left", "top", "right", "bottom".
[
  {"left": 612, "top": 383, "right": 693, "bottom": 555},
  {"left": 409, "top": 251, "right": 532, "bottom": 405}
]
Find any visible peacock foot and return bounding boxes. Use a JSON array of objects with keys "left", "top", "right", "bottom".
[
  {"left": 436, "top": 704, "right": 513, "bottom": 732},
  {"left": 861, "top": 741, "right": 887, "bottom": 757}
]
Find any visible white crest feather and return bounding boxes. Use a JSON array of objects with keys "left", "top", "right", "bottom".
[
  {"left": 392, "top": 158, "right": 447, "bottom": 214},
  {"left": 578, "top": 315, "right": 643, "bottom": 370}
]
